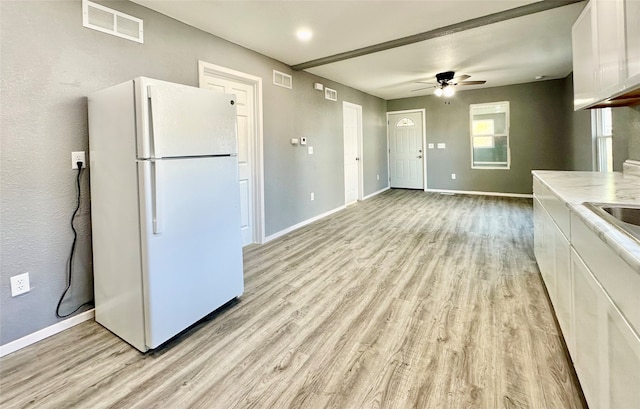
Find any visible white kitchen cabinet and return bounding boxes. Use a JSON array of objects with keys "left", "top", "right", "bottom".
[
  {"left": 572, "top": 248, "right": 605, "bottom": 408},
  {"left": 572, "top": 1, "right": 597, "bottom": 110},
  {"left": 607, "top": 298, "right": 640, "bottom": 408},
  {"left": 533, "top": 179, "right": 572, "bottom": 349},
  {"left": 572, "top": 0, "right": 640, "bottom": 109},
  {"left": 593, "top": 0, "right": 623, "bottom": 97},
  {"left": 554, "top": 230, "right": 572, "bottom": 354},
  {"left": 571, "top": 247, "right": 640, "bottom": 409},
  {"left": 571, "top": 212, "right": 640, "bottom": 334},
  {"left": 623, "top": 0, "right": 640, "bottom": 87}
]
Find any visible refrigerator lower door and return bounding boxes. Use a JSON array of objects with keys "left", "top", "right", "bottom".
[{"left": 138, "top": 156, "right": 244, "bottom": 349}]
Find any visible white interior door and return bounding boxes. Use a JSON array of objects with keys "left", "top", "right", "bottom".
[
  {"left": 202, "top": 78, "right": 254, "bottom": 246},
  {"left": 388, "top": 111, "right": 424, "bottom": 189},
  {"left": 343, "top": 102, "right": 362, "bottom": 205}
]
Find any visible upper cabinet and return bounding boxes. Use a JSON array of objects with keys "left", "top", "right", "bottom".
[{"left": 573, "top": 0, "right": 640, "bottom": 110}]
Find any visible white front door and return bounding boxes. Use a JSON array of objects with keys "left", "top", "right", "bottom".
[
  {"left": 343, "top": 102, "right": 362, "bottom": 205},
  {"left": 202, "top": 77, "right": 255, "bottom": 246},
  {"left": 388, "top": 111, "right": 424, "bottom": 189}
]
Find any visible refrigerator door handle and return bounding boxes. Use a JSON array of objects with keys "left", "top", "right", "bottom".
[
  {"left": 147, "top": 85, "right": 158, "bottom": 158},
  {"left": 151, "top": 160, "right": 164, "bottom": 234}
]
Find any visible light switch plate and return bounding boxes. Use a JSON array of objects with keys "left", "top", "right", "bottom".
[
  {"left": 308, "top": 146, "right": 314, "bottom": 155},
  {"left": 437, "top": 143, "right": 446, "bottom": 149},
  {"left": 428, "top": 143, "right": 435, "bottom": 149},
  {"left": 290, "top": 138, "right": 299, "bottom": 145}
]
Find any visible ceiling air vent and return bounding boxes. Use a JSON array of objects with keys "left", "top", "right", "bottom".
[
  {"left": 82, "top": 0, "right": 143, "bottom": 43},
  {"left": 273, "top": 70, "right": 292, "bottom": 89},
  {"left": 325, "top": 87, "right": 337, "bottom": 101}
]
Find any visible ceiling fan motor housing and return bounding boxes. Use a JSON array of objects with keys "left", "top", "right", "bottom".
[{"left": 436, "top": 71, "right": 456, "bottom": 85}]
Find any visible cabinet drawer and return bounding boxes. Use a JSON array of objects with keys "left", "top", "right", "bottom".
[
  {"left": 533, "top": 177, "right": 571, "bottom": 238},
  {"left": 571, "top": 212, "right": 640, "bottom": 335}
]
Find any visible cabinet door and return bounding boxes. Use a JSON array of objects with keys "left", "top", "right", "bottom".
[
  {"left": 593, "top": 0, "right": 624, "bottom": 97},
  {"left": 605, "top": 290, "right": 640, "bottom": 408},
  {"left": 623, "top": 0, "right": 640, "bottom": 85},
  {"left": 533, "top": 196, "right": 544, "bottom": 265},
  {"left": 572, "top": 2, "right": 597, "bottom": 110},
  {"left": 572, "top": 248, "right": 605, "bottom": 409},
  {"left": 542, "top": 206, "right": 556, "bottom": 302},
  {"left": 555, "top": 231, "right": 573, "bottom": 354}
]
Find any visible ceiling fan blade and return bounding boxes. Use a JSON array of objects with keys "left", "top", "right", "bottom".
[
  {"left": 411, "top": 86, "right": 434, "bottom": 92},
  {"left": 452, "top": 75, "right": 470, "bottom": 83},
  {"left": 415, "top": 81, "right": 437, "bottom": 85},
  {"left": 457, "top": 80, "right": 486, "bottom": 85}
]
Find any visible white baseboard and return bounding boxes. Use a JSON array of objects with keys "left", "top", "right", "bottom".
[
  {"left": 363, "top": 186, "right": 390, "bottom": 200},
  {"left": 265, "top": 205, "right": 346, "bottom": 243},
  {"left": 425, "top": 188, "right": 533, "bottom": 199},
  {"left": 0, "top": 309, "right": 95, "bottom": 358}
]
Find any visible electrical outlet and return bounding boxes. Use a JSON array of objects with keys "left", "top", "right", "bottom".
[
  {"left": 310, "top": 192, "right": 315, "bottom": 201},
  {"left": 10, "top": 273, "right": 30, "bottom": 297},
  {"left": 71, "top": 151, "right": 86, "bottom": 169},
  {"left": 451, "top": 173, "right": 456, "bottom": 180},
  {"left": 377, "top": 174, "right": 380, "bottom": 181}
]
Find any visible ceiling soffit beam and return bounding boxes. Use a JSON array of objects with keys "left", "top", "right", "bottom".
[{"left": 291, "top": 0, "right": 585, "bottom": 71}]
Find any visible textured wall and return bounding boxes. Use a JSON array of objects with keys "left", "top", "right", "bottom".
[
  {"left": 612, "top": 105, "right": 640, "bottom": 166},
  {"left": 564, "top": 74, "right": 595, "bottom": 171},
  {"left": 0, "top": 0, "right": 387, "bottom": 345},
  {"left": 628, "top": 106, "right": 640, "bottom": 161},
  {"left": 387, "top": 79, "right": 572, "bottom": 194}
]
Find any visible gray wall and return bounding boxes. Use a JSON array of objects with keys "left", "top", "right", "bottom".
[
  {"left": 628, "top": 106, "right": 640, "bottom": 161},
  {"left": 0, "top": 0, "right": 388, "bottom": 345},
  {"left": 387, "top": 79, "right": 572, "bottom": 194},
  {"left": 562, "top": 73, "right": 639, "bottom": 171},
  {"left": 564, "top": 74, "right": 595, "bottom": 170},
  {"left": 612, "top": 105, "right": 640, "bottom": 166}
]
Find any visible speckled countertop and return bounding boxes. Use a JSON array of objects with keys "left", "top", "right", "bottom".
[{"left": 532, "top": 169, "right": 640, "bottom": 274}]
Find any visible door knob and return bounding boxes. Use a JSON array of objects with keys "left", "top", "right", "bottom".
[
  {"left": 355, "top": 157, "right": 360, "bottom": 161},
  {"left": 417, "top": 155, "right": 423, "bottom": 159}
]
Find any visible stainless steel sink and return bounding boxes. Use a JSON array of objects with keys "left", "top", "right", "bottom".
[
  {"left": 585, "top": 203, "right": 640, "bottom": 242},
  {"left": 600, "top": 206, "right": 640, "bottom": 226}
]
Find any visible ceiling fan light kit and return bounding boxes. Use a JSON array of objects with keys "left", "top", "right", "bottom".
[{"left": 443, "top": 86, "right": 455, "bottom": 97}]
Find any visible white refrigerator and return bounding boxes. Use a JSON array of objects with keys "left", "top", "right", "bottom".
[{"left": 88, "top": 77, "right": 244, "bottom": 352}]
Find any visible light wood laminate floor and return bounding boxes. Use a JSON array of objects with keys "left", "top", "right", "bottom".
[{"left": 0, "top": 190, "right": 585, "bottom": 409}]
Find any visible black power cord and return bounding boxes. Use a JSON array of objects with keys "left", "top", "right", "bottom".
[{"left": 56, "top": 161, "right": 94, "bottom": 318}]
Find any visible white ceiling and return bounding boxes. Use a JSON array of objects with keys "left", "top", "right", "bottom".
[{"left": 132, "top": 0, "right": 586, "bottom": 100}]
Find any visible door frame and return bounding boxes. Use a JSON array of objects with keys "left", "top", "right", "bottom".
[
  {"left": 343, "top": 101, "right": 364, "bottom": 204},
  {"left": 198, "top": 60, "right": 265, "bottom": 244},
  {"left": 386, "top": 109, "right": 427, "bottom": 191}
]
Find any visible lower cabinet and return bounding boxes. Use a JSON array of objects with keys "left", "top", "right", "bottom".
[
  {"left": 534, "top": 195, "right": 573, "bottom": 351},
  {"left": 534, "top": 176, "right": 640, "bottom": 408},
  {"left": 571, "top": 248, "right": 640, "bottom": 409}
]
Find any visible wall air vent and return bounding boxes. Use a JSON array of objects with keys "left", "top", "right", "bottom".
[
  {"left": 273, "top": 70, "right": 292, "bottom": 89},
  {"left": 82, "top": 0, "right": 144, "bottom": 43},
  {"left": 325, "top": 87, "right": 337, "bottom": 101}
]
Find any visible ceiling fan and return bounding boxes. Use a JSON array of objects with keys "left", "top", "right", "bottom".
[{"left": 412, "top": 71, "right": 486, "bottom": 97}]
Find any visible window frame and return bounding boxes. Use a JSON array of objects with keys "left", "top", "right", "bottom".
[
  {"left": 469, "top": 101, "right": 511, "bottom": 170},
  {"left": 593, "top": 107, "right": 613, "bottom": 172}
]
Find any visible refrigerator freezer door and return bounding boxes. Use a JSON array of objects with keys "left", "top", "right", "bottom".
[
  {"left": 137, "top": 156, "right": 244, "bottom": 349},
  {"left": 135, "top": 77, "right": 238, "bottom": 159}
]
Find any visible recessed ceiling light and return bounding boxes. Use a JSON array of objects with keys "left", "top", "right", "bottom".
[{"left": 296, "top": 29, "right": 312, "bottom": 42}]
